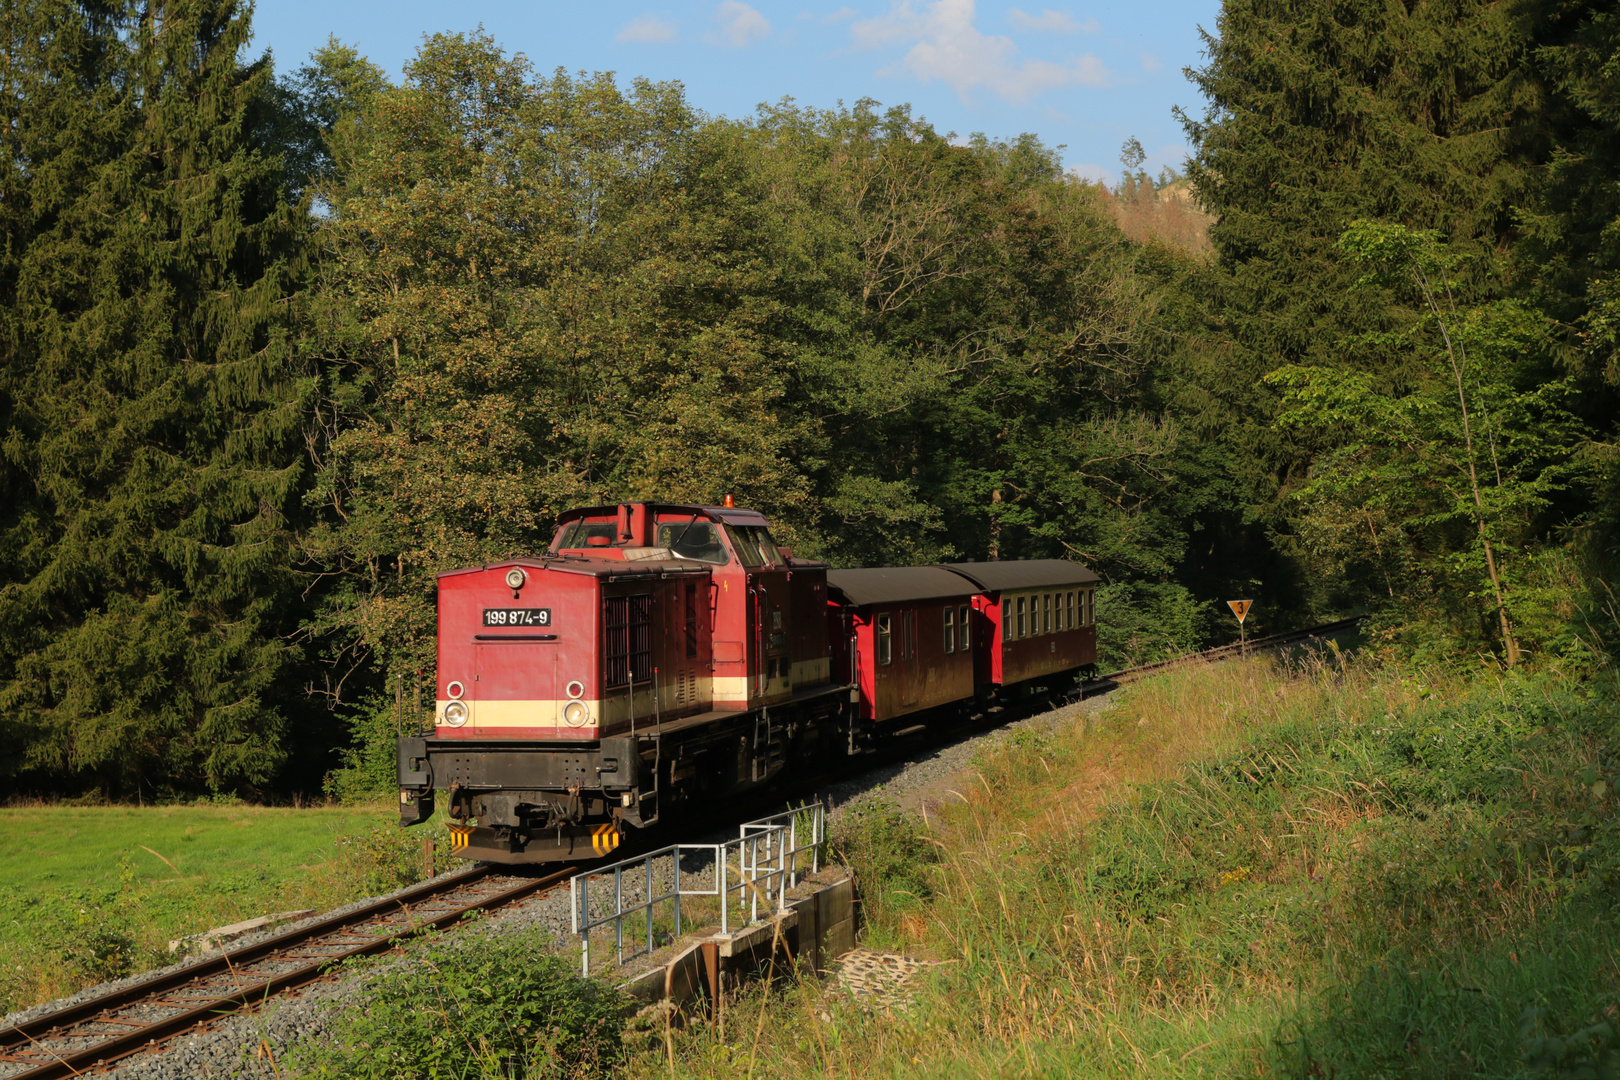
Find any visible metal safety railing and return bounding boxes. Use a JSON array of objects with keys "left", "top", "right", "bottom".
[{"left": 568, "top": 804, "right": 826, "bottom": 976}]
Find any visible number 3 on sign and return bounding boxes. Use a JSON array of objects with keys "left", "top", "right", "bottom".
[{"left": 1227, "top": 599, "right": 1252, "bottom": 623}]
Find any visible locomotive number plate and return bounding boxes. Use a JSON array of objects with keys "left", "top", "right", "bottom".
[{"left": 482, "top": 608, "right": 552, "bottom": 627}]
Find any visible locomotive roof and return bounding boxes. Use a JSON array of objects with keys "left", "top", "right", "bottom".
[
  {"left": 436, "top": 556, "right": 710, "bottom": 580},
  {"left": 554, "top": 502, "right": 772, "bottom": 527},
  {"left": 827, "top": 566, "right": 978, "bottom": 607},
  {"left": 937, "top": 559, "right": 1100, "bottom": 592}
]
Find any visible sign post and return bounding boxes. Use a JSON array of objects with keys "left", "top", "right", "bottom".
[{"left": 1227, "top": 599, "right": 1253, "bottom": 656}]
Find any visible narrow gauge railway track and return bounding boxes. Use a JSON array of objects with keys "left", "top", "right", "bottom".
[
  {"left": 0, "top": 864, "right": 576, "bottom": 1080},
  {"left": 1094, "top": 615, "right": 1364, "bottom": 689}
]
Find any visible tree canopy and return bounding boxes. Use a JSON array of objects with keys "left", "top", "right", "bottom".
[{"left": 1, "top": 0, "right": 1616, "bottom": 796}]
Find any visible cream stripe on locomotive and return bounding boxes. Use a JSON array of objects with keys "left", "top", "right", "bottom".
[{"left": 439, "top": 658, "right": 838, "bottom": 729}]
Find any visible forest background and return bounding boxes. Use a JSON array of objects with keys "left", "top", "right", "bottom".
[{"left": 0, "top": 0, "right": 1616, "bottom": 800}]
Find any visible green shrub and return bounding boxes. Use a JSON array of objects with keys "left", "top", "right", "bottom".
[
  {"left": 291, "top": 929, "right": 628, "bottom": 1080},
  {"left": 325, "top": 694, "right": 407, "bottom": 803},
  {"left": 831, "top": 796, "right": 938, "bottom": 929}
]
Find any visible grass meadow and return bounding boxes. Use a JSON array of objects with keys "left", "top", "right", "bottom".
[
  {"left": 633, "top": 651, "right": 1620, "bottom": 1079},
  {"left": 0, "top": 800, "right": 437, "bottom": 1015}
]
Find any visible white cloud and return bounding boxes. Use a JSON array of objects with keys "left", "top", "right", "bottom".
[
  {"left": 616, "top": 14, "right": 678, "bottom": 43},
  {"left": 1066, "top": 162, "right": 1112, "bottom": 184},
  {"left": 710, "top": 1, "right": 772, "bottom": 46},
  {"left": 852, "top": 0, "right": 1110, "bottom": 103},
  {"left": 1008, "top": 8, "right": 1097, "bottom": 34},
  {"left": 823, "top": 5, "right": 860, "bottom": 22},
  {"left": 1140, "top": 51, "right": 1162, "bottom": 73}
]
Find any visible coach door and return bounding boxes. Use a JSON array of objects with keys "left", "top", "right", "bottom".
[{"left": 473, "top": 641, "right": 558, "bottom": 736}]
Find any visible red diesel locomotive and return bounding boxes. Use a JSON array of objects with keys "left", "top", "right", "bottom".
[{"left": 396, "top": 500, "right": 1099, "bottom": 863}]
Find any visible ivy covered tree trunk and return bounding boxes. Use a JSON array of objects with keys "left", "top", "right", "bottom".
[{"left": 0, "top": 0, "right": 307, "bottom": 795}]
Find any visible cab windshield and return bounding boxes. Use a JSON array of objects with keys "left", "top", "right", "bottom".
[
  {"left": 726, "top": 525, "right": 781, "bottom": 567},
  {"left": 554, "top": 520, "right": 616, "bottom": 548},
  {"left": 657, "top": 520, "right": 731, "bottom": 565}
]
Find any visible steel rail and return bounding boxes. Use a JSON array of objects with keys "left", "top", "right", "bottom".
[
  {"left": 0, "top": 864, "right": 577, "bottom": 1080},
  {"left": 1097, "top": 615, "right": 1364, "bottom": 686}
]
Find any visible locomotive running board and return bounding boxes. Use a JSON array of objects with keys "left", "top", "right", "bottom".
[{"left": 446, "top": 821, "right": 622, "bottom": 865}]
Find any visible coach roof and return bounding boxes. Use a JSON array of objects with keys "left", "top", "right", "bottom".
[
  {"left": 827, "top": 566, "right": 978, "bottom": 607},
  {"left": 939, "top": 559, "right": 1100, "bottom": 592}
]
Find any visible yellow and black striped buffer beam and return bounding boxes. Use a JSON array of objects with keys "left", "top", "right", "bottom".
[
  {"left": 590, "top": 822, "right": 621, "bottom": 856},
  {"left": 448, "top": 824, "right": 474, "bottom": 852}
]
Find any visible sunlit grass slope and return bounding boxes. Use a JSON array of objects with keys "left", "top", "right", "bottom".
[{"left": 645, "top": 654, "right": 1620, "bottom": 1079}]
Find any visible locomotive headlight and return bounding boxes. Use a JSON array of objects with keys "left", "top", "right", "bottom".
[
  {"left": 443, "top": 700, "right": 469, "bottom": 727},
  {"left": 563, "top": 700, "right": 589, "bottom": 727},
  {"left": 504, "top": 568, "right": 526, "bottom": 590}
]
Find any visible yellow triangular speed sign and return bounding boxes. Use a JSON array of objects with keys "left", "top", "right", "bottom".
[{"left": 1227, "top": 599, "right": 1252, "bottom": 624}]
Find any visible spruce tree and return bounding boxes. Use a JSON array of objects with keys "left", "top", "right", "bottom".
[
  {"left": 0, "top": 0, "right": 306, "bottom": 795},
  {"left": 1175, "top": 0, "right": 1556, "bottom": 624}
]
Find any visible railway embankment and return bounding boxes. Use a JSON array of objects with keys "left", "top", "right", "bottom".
[{"left": 634, "top": 653, "right": 1620, "bottom": 1079}]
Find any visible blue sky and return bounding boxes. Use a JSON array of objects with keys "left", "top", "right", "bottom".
[{"left": 249, "top": 0, "right": 1223, "bottom": 184}]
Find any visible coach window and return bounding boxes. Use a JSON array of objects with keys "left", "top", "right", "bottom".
[
  {"left": 1065, "top": 591, "right": 1074, "bottom": 630},
  {"left": 1084, "top": 589, "right": 1094, "bottom": 625},
  {"left": 1016, "top": 596, "right": 1026, "bottom": 638},
  {"left": 1001, "top": 599, "right": 1012, "bottom": 639},
  {"left": 943, "top": 606, "right": 955, "bottom": 653},
  {"left": 959, "top": 605, "right": 971, "bottom": 651},
  {"left": 877, "top": 613, "right": 893, "bottom": 665},
  {"left": 1043, "top": 594, "right": 1051, "bottom": 634}
]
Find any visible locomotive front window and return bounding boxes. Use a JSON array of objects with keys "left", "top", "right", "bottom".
[
  {"left": 959, "top": 605, "right": 971, "bottom": 651},
  {"left": 877, "top": 614, "right": 893, "bottom": 665},
  {"left": 556, "top": 521, "right": 617, "bottom": 549},
  {"left": 726, "top": 525, "right": 782, "bottom": 567},
  {"left": 658, "top": 521, "right": 731, "bottom": 565},
  {"left": 943, "top": 606, "right": 955, "bottom": 653}
]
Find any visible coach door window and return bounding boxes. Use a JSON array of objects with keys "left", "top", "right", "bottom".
[
  {"left": 902, "top": 611, "right": 915, "bottom": 659},
  {"left": 877, "top": 614, "right": 893, "bottom": 665},
  {"left": 943, "top": 606, "right": 955, "bottom": 653},
  {"left": 959, "top": 605, "right": 971, "bottom": 651}
]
